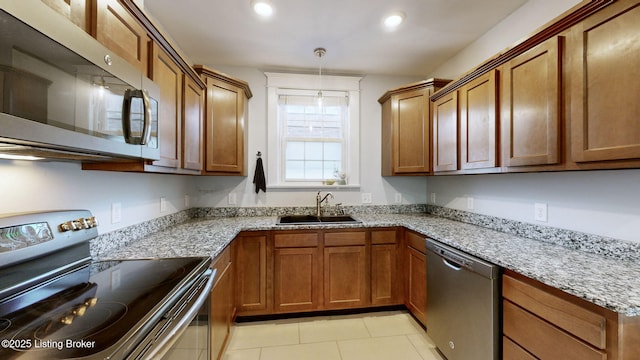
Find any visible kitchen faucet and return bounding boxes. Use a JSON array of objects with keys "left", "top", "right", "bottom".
[{"left": 316, "top": 191, "right": 334, "bottom": 216}]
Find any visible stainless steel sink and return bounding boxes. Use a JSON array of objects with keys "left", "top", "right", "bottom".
[{"left": 277, "top": 214, "right": 360, "bottom": 225}]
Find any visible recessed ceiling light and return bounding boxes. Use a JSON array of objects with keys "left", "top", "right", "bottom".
[
  {"left": 383, "top": 11, "right": 405, "bottom": 29},
  {"left": 251, "top": 0, "right": 274, "bottom": 17}
]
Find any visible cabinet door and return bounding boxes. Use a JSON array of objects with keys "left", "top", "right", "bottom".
[
  {"left": 570, "top": 0, "right": 640, "bottom": 162},
  {"left": 459, "top": 70, "right": 498, "bottom": 170},
  {"left": 324, "top": 246, "right": 368, "bottom": 309},
  {"left": 41, "top": 0, "right": 88, "bottom": 30},
  {"left": 406, "top": 245, "right": 427, "bottom": 326},
  {"left": 392, "top": 89, "right": 430, "bottom": 174},
  {"left": 182, "top": 76, "right": 204, "bottom": 171},
  {"left": 274, "top": 247, "right": 321, "bottom": 313},
  {"left": 432, "top": 91, "right": 458, "bottom": 172},
  {"left": 151, "top": 44, "right": 182, "bottom": 168},
  {"left": 92, "top": 0, "right": 149, "bottom": 75},
  {"left": 205, "top": 77, "right": 245, "bottom": 174},
  {"left": 235, "top": 234, "right": 270, "bottom": 315},
  {"left": 502, "top": 37, "right": 562, "bottom": 167},
  {"left": 371, "top": 244, "right": 400, "bottom": 306}
]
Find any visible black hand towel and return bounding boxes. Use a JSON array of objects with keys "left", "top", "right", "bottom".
[{"left": 253, "top": 157, "right": 266, "bottom": 193}]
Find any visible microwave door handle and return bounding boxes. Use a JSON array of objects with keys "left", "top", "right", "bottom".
[
  {"left": 122, "top": 89, "right": 134, "bottom": 144},
  {"left": 139, "top": 89, "right": 152, "bottom": 146}
]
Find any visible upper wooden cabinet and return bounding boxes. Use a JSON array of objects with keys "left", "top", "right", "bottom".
[
  {"left": 41, "top": 0, "right": 89, "bottom": 30},
  {"left": 432, "top": 91, "right": 458, "bottom": 172},
  {"left": 459, "top": 69, "right": 499, "bottom": 170},
  {"left": 379, "top": 79, "right": 450, "bottom": 176},
  {"left": 569, "top": 0, "right": 640, "bottom": 163},
  {"left": 501, "top": 36, "right": 563, "bottom": 168},
  {"left": 182, "top": 76, "right": 205, "bottom": 171},
  {"left": 195, "top": 66, "right": 252, "bottom": 176},
  {"left": 91, "top": 0, "right": 149, "bottom": 76}
]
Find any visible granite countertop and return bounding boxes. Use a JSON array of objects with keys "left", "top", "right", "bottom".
[{"left": 101, "top": 213, "right": 640, "bottom": 317}]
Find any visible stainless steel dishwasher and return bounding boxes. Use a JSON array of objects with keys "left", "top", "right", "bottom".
[{"left": 426, "top": 239, "right": 501, "bottom": 360}]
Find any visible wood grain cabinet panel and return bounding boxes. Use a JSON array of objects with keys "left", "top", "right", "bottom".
[
  {"left": 150, "top": 44, "right": 182, "bottom": 168},
  {"left": 235, "top": 233, "right": 270, "bottom": 316},
  {"left": 274, "top": 247, "right": 321, "bottom": 313},
  {"left": 371, "top": 243, "right": 399, "bottom": 306},
  {"left": 41, "top": 0, "right": 88, "bottom": 30},
  {"left": 324, "top": 245, "right": 368, "bottom": 309},
  {"left": 182, "top": 76, "right": 204, "bottom": 171},
  {"left": 432, "top": 91, "right": 458, "bottom": 172},
  {"left": 404, "top": 230, "right": 427, "bottom": 326},
  {"left": 92, "top": 0, "right": 149, "bottom": 75},
  {"left": 570, "top": 0, "right": 640, "bottom": 163},
  {"left": 502, "top": 36, "right": 562, "bottom": 167},
  {"left": 459, "top": 69, "right": 499, "bottom": 170}
]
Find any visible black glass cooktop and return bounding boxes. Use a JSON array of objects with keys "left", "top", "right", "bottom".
[{"left": 0, "top": 257, "right": 207, "bottom": 359}]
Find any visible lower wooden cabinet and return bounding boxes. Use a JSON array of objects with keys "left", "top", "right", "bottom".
[
  {"left": 235, "top": 233, "right": 270, "bottom": 316},
  {"left": 210, "top": 247, "right": 232, "bottom": 360},
  {"left": 405, "top": 230, "right": 427, "bottom": 326},
  {"left": 273, "top": 233, "right": 321, "bottom": 313},
  {"left": 371, "top": 229, "right": 401, "bottom": 306},
  {"left": 503, "top": 270, "right": 640, "bottom": 360}
]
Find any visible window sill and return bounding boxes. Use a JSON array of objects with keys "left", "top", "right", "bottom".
[{"left": 267, "top": 184, "right": 361, "bottom": 190}]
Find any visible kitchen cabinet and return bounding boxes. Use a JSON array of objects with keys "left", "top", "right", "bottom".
[
  {"left": 210, "top": 245, "right": 233, "bottom": 360},
  {"left": 569, "top": 0, "right": 640, "bottom": 163},
  {"left": 379, "top": 79, "right": 450, "bottom": 176},
  {"left": 235, "top": 232, "right": 271, "bottom": 316},
  {"left": 459, "top": 69, "right": 499, "bottom": 170},
  {"left": 501, "top": 36, "right": 562, "bottom": 168},
  {"left": 503, "top": 270, "right": 640, "bottom": 360},
  {"left": 432, "top": 91, "right": 458, "bottom": 172},
  {"left": 92, "top": 0, "right": 149, "bottom": 76},
  {"left": 371, "top": 229, "right": 401, "bottom": 306},
  {"left": 41, "top": 0, "right": 88, "bottom": 30},
  {"left": 273, "top": 232, "right": 321, "bottom": 313},
  {"left": 404, "top": 230, "right": 427, "bottom": 326},
  {"left": 195, "top": 66, "right": 252, "bottom": 175},
  {"left": 323, "top": 230, "right": 368, "bottom": 309},
  {"left": 182, "top": 75, "right": 205, "bottom": 171}
]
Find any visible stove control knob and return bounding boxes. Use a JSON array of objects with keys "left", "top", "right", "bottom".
[
  {"left": 73, "top": 305, "right": 87, "bottom": 317},
  {"left": 59, "top": 220, "right": 78, "bottom": 232},
  {"left": 86, "top": 216, "right": 99, "bottom": 228},
  {"left": 85, "top": 297, "right": 98, "bottom": 307},
  {"left": 75, "top": 218, "right": 89, "bottom": 230},
  {"left": 61, "top": 315, "right": 74, "bottom": 325}
]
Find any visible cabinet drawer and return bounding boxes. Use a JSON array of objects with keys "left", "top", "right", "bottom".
[
  {"left": 504, "top": 300, "right": 605, "bottom": 360},
  {"left": 405, "top": 231, "right": 426, "bottom": 253},
  {"left": 503, "top": 274, "right": 606, "bottom": 349},
  {"left": 371, "top": 229, "right": 397, "bottom": 245},
  {"left": 324, "top": 231, "right": 366, "bottom": 246},
  {"left": 503, "top": 336, "right": 536, "bottom": 360},
  {"left": 274, "top": 233, "right": 319, "bottom": 248}
]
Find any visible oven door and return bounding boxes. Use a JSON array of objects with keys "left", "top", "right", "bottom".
[{"left": 128, "top": 268, "right": 215, "bottom": 360}]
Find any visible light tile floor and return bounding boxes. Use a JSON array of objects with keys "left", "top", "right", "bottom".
[{"left": 223, "top": 310, "right": 445, "bottom": 360}]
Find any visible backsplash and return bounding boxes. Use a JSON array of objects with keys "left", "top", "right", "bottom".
[{"left": 426, "top": 205, "right": 640, "bottom": 261}]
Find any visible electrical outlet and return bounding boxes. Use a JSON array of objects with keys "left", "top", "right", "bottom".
[
  {"left": 467, "top": 196, "right": 474, "bottom": 210},
  {"left": 160, "top": 197, "right": 167, "bottom": 212},
  {"left": 361, "top": 193, "right": 372, "bottom": 204},
  {"left": 534, "top": 203, "right": 548, "bottom": 222},
  {"left": 394, "top": 193, "right": 402, "bottom": 203},
  {"left": 111, "top": 203, "right": 122, "bottom": 224},
  {"left": 430, "top": 192, "right": 436, "bottom": 204},
  {"left": 228, "top": 193, "right": 237, "bottom": 205},
  {"left": 184, "top": 195, "right": 190, "bottom": 208}
]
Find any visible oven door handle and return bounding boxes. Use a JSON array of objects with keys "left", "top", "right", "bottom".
[{"left": 142, "top": 268, "right": 217, "bottom": 360}]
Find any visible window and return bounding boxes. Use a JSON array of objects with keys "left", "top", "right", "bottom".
[{"left": 266, "top": 73, "right": 361, "bottom": 188}]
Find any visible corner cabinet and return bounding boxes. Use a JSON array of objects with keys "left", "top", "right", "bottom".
[
  {"left": 379, "top": 79, "right": 450, "bottom": 176},
  {"left": 194, "top": 66, "right": 252, "bottom": 176}
]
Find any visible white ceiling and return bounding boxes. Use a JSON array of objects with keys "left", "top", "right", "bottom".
[{"left": 144, "top": 0, "right": 529, "bottom": 77}]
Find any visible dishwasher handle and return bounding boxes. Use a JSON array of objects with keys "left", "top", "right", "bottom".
[{"left": 442, "top": 258, "right": 463, "bottom": 271}]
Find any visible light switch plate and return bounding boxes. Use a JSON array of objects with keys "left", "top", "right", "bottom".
[
  {"left": 228, "top": 193, "right": 237, "bottom": 205},
  {"left": 111, "top": 203, "right": 121, "bottom": 224},
  {"left": 160, "top": 197, "right": 167, "bottom": 212},
  {"left": 467, "top": 196, "right": 474, "bottom": 210},
  {"left": 361, "top": 193, "right": 372, "bottom": 204},
  {"left": 394, "top": 193, "right": 402, "bottom": 203},
  {"left": 534, "top": 203, "right": 548, "bottom": 222}
]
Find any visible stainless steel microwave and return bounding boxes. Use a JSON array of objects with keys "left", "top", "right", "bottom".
[{"left": 0, "top": 1, "right": 160, "bottom": 162}]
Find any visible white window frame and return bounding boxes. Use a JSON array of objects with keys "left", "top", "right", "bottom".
[{"left": 266, "top": 72, "right": 361, "bottom": 189}]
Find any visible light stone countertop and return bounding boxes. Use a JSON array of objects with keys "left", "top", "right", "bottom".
[{"left": 101, "top": 213, "right": 640, "bottom": 317}]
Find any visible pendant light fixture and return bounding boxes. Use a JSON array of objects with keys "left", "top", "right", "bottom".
[{"left": 314, "top": 47, "right": 326, "bottom": 107}]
